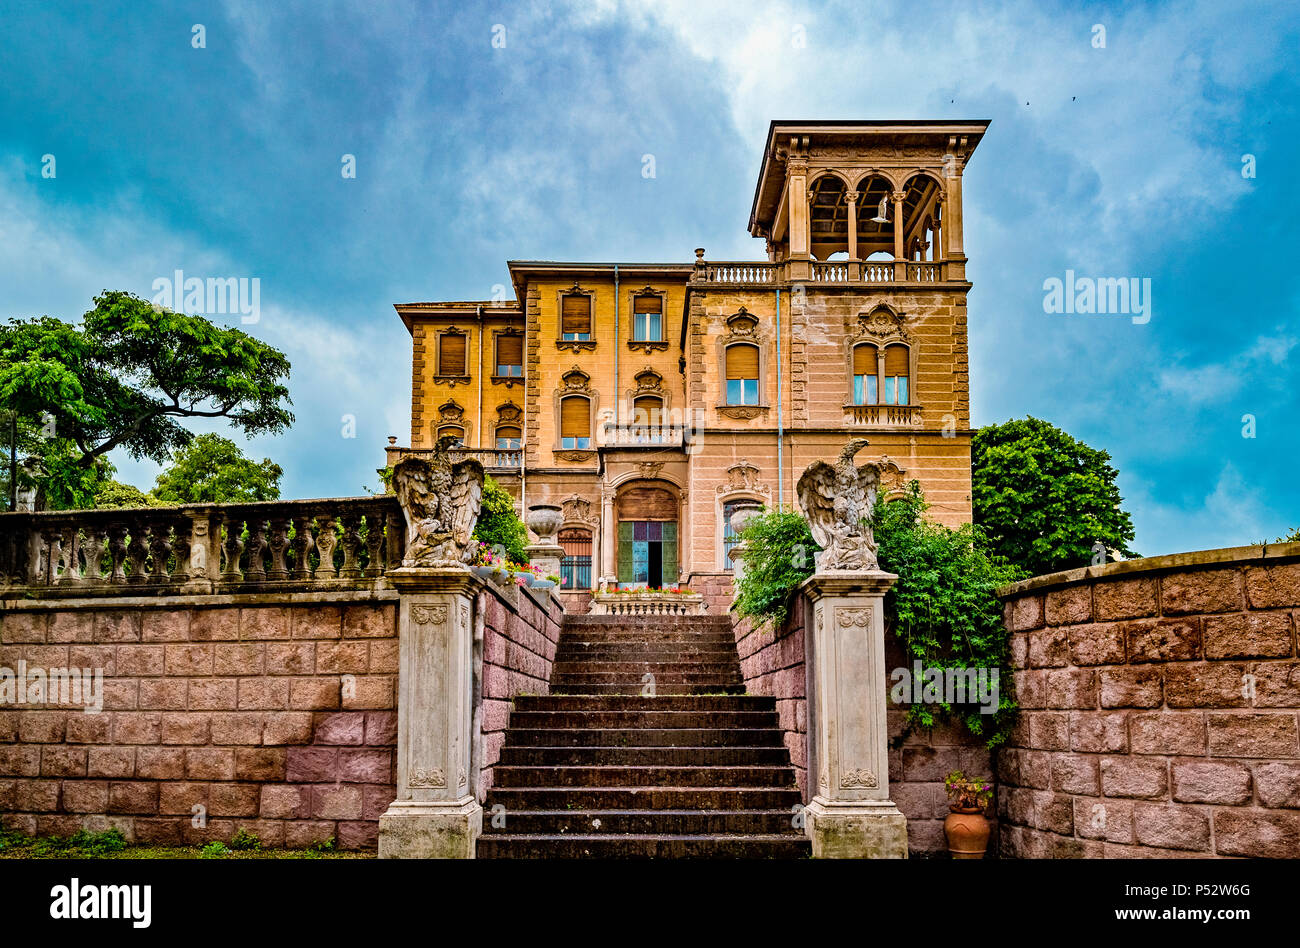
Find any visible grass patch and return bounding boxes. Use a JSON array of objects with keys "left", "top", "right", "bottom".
[{"left": 0, "top": 825, "right": 369, "bottom": 860}]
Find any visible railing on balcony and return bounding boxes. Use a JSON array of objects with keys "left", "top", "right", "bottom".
[
  {"left": 701, "top": 262, "right": 780, "bottom": 284},
  {"left": 389, "top": 445, "right": 521, "bottom": 470},
  {"left": 0, "top": 497, "right": 403, "bottom": 596},
  {"left": 843, "top": 404, "right": 923, "bottom": 427},
  {"left": 600, "top": 424, "right": 686, "bottom": 448},
  {"left": 694, "top": 257, "right": 953, "bottom": 286}
]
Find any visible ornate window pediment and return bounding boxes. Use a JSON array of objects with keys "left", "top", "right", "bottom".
[
  {"left": 438, "top": 399, "right": 465, "bottom": 424},
  {"left": 560, "top": 367, "right": 593, "bottom": 393},
  {"left": 725, "top": 307, "right": 759, "bottom": 336},
  {"left": 852, "top": 304, "right": 911, "bottom": 345},
  {"left": 496, "top": 401, "right": 522, "bottom": 425}
]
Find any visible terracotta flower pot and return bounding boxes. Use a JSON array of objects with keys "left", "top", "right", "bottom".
[{"left": 944, "top": 806, "right": 990, "bottom": 859}]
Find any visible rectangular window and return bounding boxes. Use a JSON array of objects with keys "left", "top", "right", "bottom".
[
  {"left": 633, "top": 295, "right": 662, "bottom": 341},
  {"left": 438, "top": 333, "right": 467, "bottom": 376},
  {"left": 852, "top": 345, "right": 878, "bottom": 405},
  {"left": 560, "top": 397, "right": 591, "bottom": 449},
  {"left": 495, "top": 333, "right": 523, "bottom": 376},
  {"left": 559, "top": 528, "right": 592, "bottom": 590},
  {"left": 883, "top": 344, "right": 909, "bottom": 406},
  {"left": 561, "top": 294, "right": 592, "bottom": 341},
  {"left": 725, "top": 344, "right": 760, "bottom": 406}
]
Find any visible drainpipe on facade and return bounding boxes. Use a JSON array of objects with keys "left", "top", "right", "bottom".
[
  {"left": 776, "top": 288, "right": 784, "bottom": 508},
  {"left": 613, "top": 264, "right": 620, "bottom": 432},
  {"left": 476, "top": 305, "right": 484, "bottom": 455}
]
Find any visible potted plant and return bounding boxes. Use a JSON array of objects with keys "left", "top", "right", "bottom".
[{"left": 943, "top": 770, "right": 993, "bottom": 859}]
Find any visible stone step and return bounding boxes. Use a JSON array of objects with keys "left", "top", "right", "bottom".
[
  {"left": 492, "top": 764, "right": 797, "bottom": 788},
  {"left": 563, "top": 615, "right": 732, "bottom": 627},
  {"left": 554, "top": 649, "right": 740, "bottom": 662},
  {"left": 498, "top": 745, "right": 793, "bottom": 766},
  {"left": 513, "top": 695, "right": 775, "bottom": 712},
  {"left": 504, "top": 727, "right": 787, "bottom": 747},
  {"left": 557, "top": 633, "right": 736, "bottom": 645},
  {"left": 552, "top": 684, "right": 747, "bottom": 696},
  {"left": 484, "top": 786, "right": 804, "bottom": 809},
  {"left": 507, "top": 709, "right": 780, "bottom": 729},
  {"left": 552, "top": 673, "right": 742, "bottom": 686},
  {"left": 552, "top": 661, "right": 741, "bottom": 674},
  {"left": 479, "top": 808, "right": 801, "bottom": 835},
  {"left": 475, "top": 833, "right": 810, "bottom": 859}
]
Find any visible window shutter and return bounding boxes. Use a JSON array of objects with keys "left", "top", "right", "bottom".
[
  {"left": 884, "top": 344, "right": 909, "bottom": 376},
  {"left": 633, "top": 294, "right": 661, "bottom": 314},
  {"left": 562, "top": 295, "right": 591, "bottom": 334},
  {"left": 633, "top": 396, "right": 662, "bottom": 426},
  {"left": 726, "top": 343, "right": 759, "bottom": 380},
  {"left": 617, "top": 521, "right": 634, "bottom": 582},
  {"left": 496, "top": 333, "right": 522, "bottom": 367},
  {"left": 496, "top": 426, "right": 521, "bottom": 441},
  {"left": 439, "top": 333, "right": 467, "bottom": 375},
  {"left": 661, "top": 522, "right": 678, "bottom": 585},
  {"left": 560, "top": 397, "right": 589, "bottom": 438},
  {"left": 853, "top": 344, "right": 877, "bottom": 376}
]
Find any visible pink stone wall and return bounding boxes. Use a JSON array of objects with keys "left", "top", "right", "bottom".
[
  {"left": 733, "top": 597, "right": 808, "bottom": 795},
  {"left": 478, "top": 586, "right": 563, "bottom": 797},
  {"left": 998, "top": 545, "right": 1300, "bottom": 858},
  {"left": 0, "top": 597, "right": 398, "bottom": 850}
]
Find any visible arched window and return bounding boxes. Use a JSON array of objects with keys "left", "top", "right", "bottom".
[
  {"left": 559, "top": 396, "right": 591, "bottom": 449},
  {"left": 852, "top": 343, "right": 878, "bottom": 405},
  {"left": 437, "top": 425, "right": 465, "bottom": 444},
  {"left": 721, "top": 499, "right": 758, "bottom": 569},
  {"left": 725, "top": 343, "right": 759, "bottom": 405},
  {"left": 883, "top": 344, "right": 909, "bottom": 405},
  {"left": 559, "top": 527, "right": 592, "bottom": 590},
  {"left": 495, "top": 425, "right": 521, "bottom": 450}
]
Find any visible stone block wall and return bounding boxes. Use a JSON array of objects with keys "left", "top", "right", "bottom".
[
  {"left": 997, "top": 544, "right": 1300, "bottom": 858},
  {"left": 733, "top": 600, "right": 808, "bottom": 795},
  {"left": 479, "top": 586, "right": 563, "bottom": 797},
  {"left": 0, "top": 594, "right": 399, "bottom": 850}
]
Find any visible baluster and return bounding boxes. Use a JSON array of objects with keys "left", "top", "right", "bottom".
[
  {"left": 126, "top": 523, "right": 150, "bottom": 583},
  {"left": 170, "top": 517, "right": 191, "bottom": 584},
  {"left": 363, "top": 511, "right": 384, "bottom": 577},
  {"left": 339, "top": 513, "right": 363, "bottom": 579},
  {"left": 245, "top": 519, "right": 268, "bottom": 582},
  {"left": 56, "top": 525, "right": 81, "bottom": 586},
  {"left": 385, "top": 507, "right": 403, "bottom": 571},
  {"left": 291, "top": 513, "right": 315, "bottom": 580},
  {"left": 83, "top": 524, "right": 107, "bottom": 585},
  {"left": 148, "top": 518, "right": 173, "bottom": 583},
  {"left": 41, "top": 528, "right": 61, "bottom": 586},
  {"left": 314, "top": 513, "right": 339, "bottom": 579},
  {"left": 221, "top": 515, "right": 246, "bottom": 584},
  {"left": 267, "top": 516, "right": 291, "bottom": 580},
  {"left": 107, "top": 523, "right": 129, "bottom": 584}
]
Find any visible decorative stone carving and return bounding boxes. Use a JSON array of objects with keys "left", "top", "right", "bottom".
[
  {"left": 526, "top": 504, "right": 563, "bottom": 542},
  {"left": 561, "top": 495, "right": 599, "bottom": 526},
  {"left": 796, "top": 439, "right": 884, "bottom": 572},
  {"left": 716, "top": 460, "right": 770, "bottom": 498},
  {"left": 851, "top": 304, "right": 911, "bottom": 345},
  {"left": 841, "top": 768, "right": 879, "bottom": 789},
  {"left": 410, "top": 768, "right": 447, "bottom": 789},
  {"left": 393, "top": 436, "right": 485, "bottom": 568},
  {"left": 717, "top": 405, "right": 766, "bottom": 421},
  {"left": 411, "top": 604, "right": 449, "bottom": 626}
]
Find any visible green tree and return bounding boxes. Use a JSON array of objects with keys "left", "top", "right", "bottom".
[
  {"left": 94, "top": 478, "right": 167, "bottom": 509},
  {"left": 972, "top": 416, "right": 1137, "bottom": 576},
  {"left": 472, "top": 475, "right": 529, "bottom": 564},
  {"left": 0, "top": 290, "right": 292, "bottom": 508},
  {"left": 151, "top": 433, "right": 282, "bottom": 504},
  {"left": 731, "top": 508, "right": 818, "bottom": 632}
]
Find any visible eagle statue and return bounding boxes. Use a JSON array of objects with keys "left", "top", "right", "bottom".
[
  {"left": 796, "top": 438, "right": 882, "bottom": 572},
  {"left": 392, "top": 435, "right": 485, "bottom": 568}
]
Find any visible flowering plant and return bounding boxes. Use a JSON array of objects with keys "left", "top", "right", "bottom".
[{"left": 944, "top": 770, "right": 993, "bottom": 810}]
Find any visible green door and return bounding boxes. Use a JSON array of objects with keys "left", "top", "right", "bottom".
[
  {"left": 617, "top": 521, "right": 634, "bottom": 584},
  {"left": 661, "top": 521, "right": 678, "bottom": 586}
]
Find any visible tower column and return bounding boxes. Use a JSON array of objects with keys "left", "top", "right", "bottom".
[
  {"left": 891, "top": 190, "right": 906, "bottom": 281},
  {"left": 786, "top": 157, "right": 811, "bottom": 281},
  {"left": 845, "top": 190, "right": 860, "bottom": 281}
]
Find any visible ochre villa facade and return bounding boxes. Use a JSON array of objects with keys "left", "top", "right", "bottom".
[{"left": 389, "top": 120, "right": 986, "bottom": 609}]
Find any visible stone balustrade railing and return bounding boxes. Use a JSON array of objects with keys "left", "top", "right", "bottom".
[
  {"left": 0, "top": 496, "right": 404, "bottom": 596},
  {"left": 588, "top": 590, "right": 706, "bottom": 616},
  {"left": 693, "top": 258, "right": 957, "bottom": 287}
]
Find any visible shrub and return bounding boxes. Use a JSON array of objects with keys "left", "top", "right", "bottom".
[
  {"left": 473, "top": 475, "right": 529, "bottom": 564},
  {"left": 731, "top": 508, "right": 818, "bottom": 632}
]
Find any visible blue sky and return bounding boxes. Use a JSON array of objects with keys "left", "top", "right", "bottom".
[{"left": 1, "top": 0, "right": 1297, "bottom": 555}]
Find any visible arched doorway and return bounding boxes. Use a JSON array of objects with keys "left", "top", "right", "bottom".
[{"left": 614, "top": 482, "right": 679, "bottom": 588}]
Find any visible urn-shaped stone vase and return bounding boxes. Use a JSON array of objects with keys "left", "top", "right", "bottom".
[{"left": 526, "top": 504, "right": 563, "bottom": 542}]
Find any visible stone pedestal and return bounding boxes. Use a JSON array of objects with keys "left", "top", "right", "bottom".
[
  {"left": 379, "top": 566, "right": 483, "bottom": 858},
  {"left": 524, "top": 542, "right": 564, "bottom": 582},
  {"left": 800, "top": 570, "right": 908, "bottom": 859}
]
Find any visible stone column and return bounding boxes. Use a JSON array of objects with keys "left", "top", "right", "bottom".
[
  {"left": 599, "top": 486, "right": 616, "bottom": 585},
  {"left": 800, "top": 570, "right": 908, "bottom": 858},
  {"left": 786, "top": 158, "right": 811, "bottom": 281},
  {"left": 891, "top": 191, "right": 906, "bottom": 282},
  {"left": 845, "top": 190, "right": 860, "bottom": 281},
  {"left": 379, "top": 566, "right": 483, "bottom": 858}
]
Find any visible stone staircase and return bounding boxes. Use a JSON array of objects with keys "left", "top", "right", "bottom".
[{"left": 477, "top": 614, "right": 811, "bottom": 858}]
